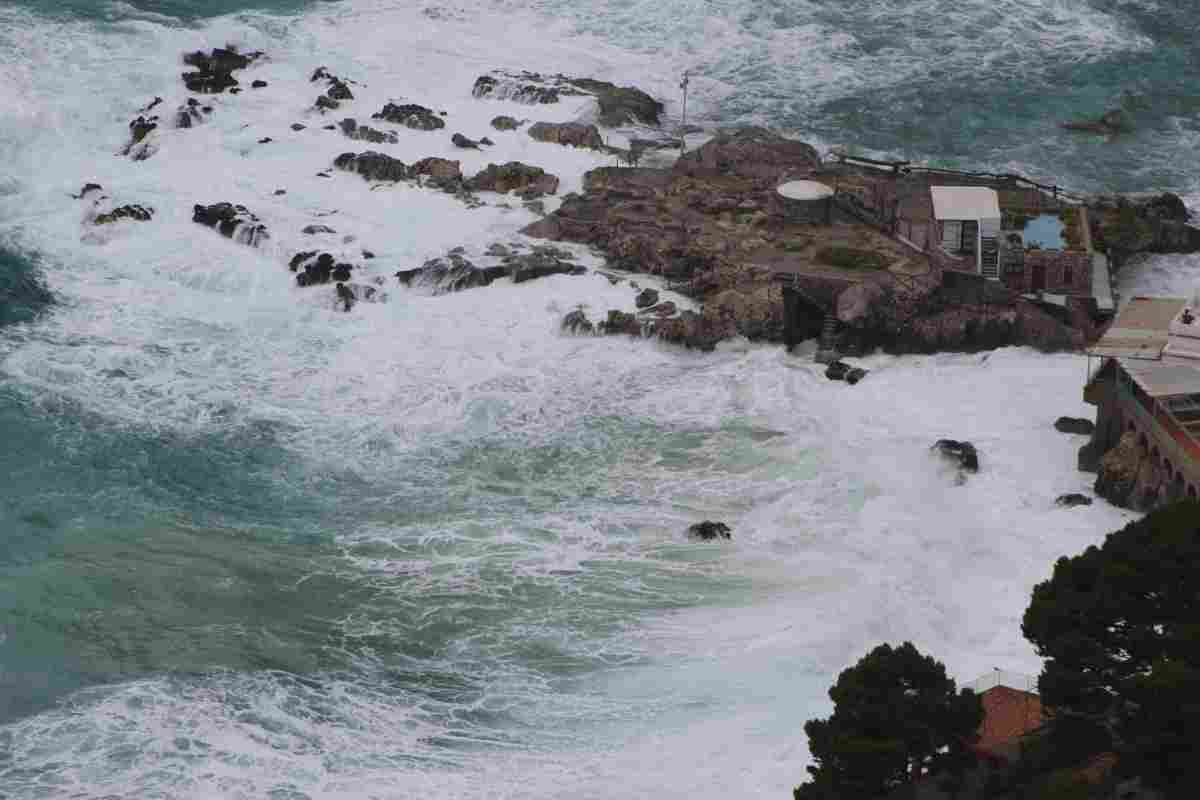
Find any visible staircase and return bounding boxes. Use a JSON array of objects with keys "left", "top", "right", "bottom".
[
  {"left": 981, "top": 235, "right": 999, "bottom": 280},
  {"left": 814, "top": 313, "right": 840, "bottom": 364}
]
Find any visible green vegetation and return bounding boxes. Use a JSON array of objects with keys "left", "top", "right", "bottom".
[
  {"left": 794, "top": 642, "right": 984, "bottom": 800},
  {"left": 1023, "top": 501, "right": 1200, "bottom": 800},
  {"left": 816, "top": 246, "right": 888, "bottom": 271},
  {"left": 1058, "top": 207, "right": 1085, "bottom": 250},
  {"left": 1003, "top": 210, "right": 1033, "bottom": 230}
]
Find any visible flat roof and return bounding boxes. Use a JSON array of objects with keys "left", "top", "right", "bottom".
[
  {"left": 930, "top": 186, "right": 1001, "bottom": 221},
  {"left": 1088, "top": 296, "right": 1187, "bottom": 360},
  {"left": 1124, "top": 361, "right": 1200, "bottom": 398}
]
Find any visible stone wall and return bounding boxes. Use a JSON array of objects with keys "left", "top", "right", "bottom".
[{"left": 1003, "top": 249, "right": 1092, "bottom": 295}]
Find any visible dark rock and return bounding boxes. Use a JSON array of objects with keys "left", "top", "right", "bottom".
[
  {"left": 274, "top": 189, "right": 287, "bottom": 195},
  {"left": 339, "top": 118, "right": 398, "bottom": 145},
  {"left": 635, "top": 288, "right": 659, "bottom": 309},
  {"left": 140, "top": 96, "right": 163, "bottom": 113},
  {"left": 491, "top": 115, "right": 522, "bottom": 131},
  {"left": 1056, "top": 493, "right": 1093, "bottom": 508},
  {"left": 94, "top": 204, "right": 154, "bottom": 225},
  {"left": 311, "top": 66, "right": 331, "bottom": 82},
  {"left": 1061, "top": 109, "right": 1130, "bottom": 135},
  {"left": 480, "top": 137, "right": 494, "bottom": 146},
  {"left": 302, "top": 224, "right": 337, "bottom": 235},
  {"left": 452, "top": 132, "right": 481, "bottom": 149},
  {"left": 181, "top": 47, "right": 261, "bottom": 94},
  {"left": 73, "top": 183, "right": 103, "bottom": 199},
  {"left": 472, "top": 71, "right": 662, "bottom": 126},
  {"left": 251, "top": 79, "right": 268, "bottom": 89},
  {"left": 568, "top": 77, "right": 664, "bottom": 126},
  {"left": 528, "top": 121, "right": 604, "bottom": 150},
  {"left": 258, "top": 137, "right": 273, "bottom": 144},
  {"left": 333, "top": 151, "right": 409, "bottom": 182},
  {"left": 931, "top": 439, "right": 980, "bottom": 474},
  {"left": 640, "top": 301, "right": 677, "bottom": 317},
  {"left": 507, "top": 249, "right": 586, "bottom": 283},
  {"left": 202, "top": 106, "right": 213, "bottom": 114},
  {"left": 395, "top": 251, "right": 507, "bottom": 293},
  {"left": 192, "top": 202, "right": 269, "bottom": 246},
  {"left": 601, "top": 310, "right": 642, "bottom": 336},
  {"left": 124, "top": 115, "right": 157, "bottom": 147},
  {"left": 561, "top": 308, "right": 595, "bottom": 334},
  {"left": 372, "top": 103, "right": 445, "bottom": 131},
  {"left": 686, "top": 520, "right": 732, "bottom": 541},
  {"left": 315, "top": 95, "right": 340, "bottom": 112},
  {"left": 326, "top": 80, "right": 354, "bottom": 101},
  {"left": 824, "top": 360, "right": 851, "bottom": 381},
  {"left": 1055, "top": 416, "right": 1095, "bottom": 435},
  {"left": 465, "top": 162, "right": 559, "bottom": 196},
  {"left": 410, "top": 157, "right": 462, "bottom": 181},
  {"left": 288, "top": 251, "right": 318, "bottom": 271},
  {"left": 471, "top": 73, "right": 564, "bottom": 105},
  {"left": 335, "top": 281, "right": 355, "bottom": 311},
  {"left": 175, "top": 103, "right": 202, "bottom": 129},
  {"left": 362, "top": 250, "right": 375, "bottom": 259},
  {"left": 844, "top": 367, "right": 868, "bottom": 385},
  {"left": 229, "top": 88, "right": 241, "bottom": 94},
  {"left": 291, "top": 123, "right": 306, "bottom": 131}
]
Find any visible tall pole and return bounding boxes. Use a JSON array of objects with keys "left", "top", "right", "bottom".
[{"left": 680, "top": 70, "right": 689, "bottom": 152}]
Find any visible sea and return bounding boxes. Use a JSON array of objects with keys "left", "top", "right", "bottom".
[{"left": 1, "top": 1, "right": 1198, "bottom": 797}]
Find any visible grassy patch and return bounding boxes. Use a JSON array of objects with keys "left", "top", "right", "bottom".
[{"left": 816, "top": 246, "right": 888, "bottom": 271}]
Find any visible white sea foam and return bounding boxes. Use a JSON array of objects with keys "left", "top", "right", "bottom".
[{"left": 0, "top": 1, "right": 1140, "bottom": 798}]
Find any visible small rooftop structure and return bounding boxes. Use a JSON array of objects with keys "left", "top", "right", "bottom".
[
  {"left": 777, "top": 180, "right": 833, "bottom": 200},
  {"left": 1088, "top": 296, "right": 1188, "bottom": 362},
  {"left": 930, "top": 186, "right": 1001, "bottom": 222}
]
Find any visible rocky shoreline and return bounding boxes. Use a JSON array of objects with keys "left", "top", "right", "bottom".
[{"left": 88, "top": 47, "right": 1200, "bottom": 362}]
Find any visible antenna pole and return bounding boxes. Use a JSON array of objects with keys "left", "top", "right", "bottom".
[{"left": 680, "top": 70, "right": 689, "bottom": 153}]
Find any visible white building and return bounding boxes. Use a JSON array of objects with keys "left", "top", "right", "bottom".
[{"left": 931, "top": 186, "right": 1002, "bottom": 280}]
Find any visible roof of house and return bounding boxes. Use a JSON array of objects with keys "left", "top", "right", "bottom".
[
  {"left": 930, "top": 186, "right": 1001, "bottom": 221},
  {"left": 1090, "top": 296, "right": 1200, "bottom": 398}
]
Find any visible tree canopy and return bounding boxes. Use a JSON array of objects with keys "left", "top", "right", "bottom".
[
  {"left": 1022, "top": 500, "right": 1200, "bottom": 799},
  {"left": 794, "top": 641, "right": 984, "bottom": 800}
]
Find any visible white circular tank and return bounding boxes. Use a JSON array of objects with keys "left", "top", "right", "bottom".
[
  {"left": 776, "top": 180, "right": 834, "bottom": 201},
  {"left": 774, "top": 180, "right": 835, "bottom": 224}
]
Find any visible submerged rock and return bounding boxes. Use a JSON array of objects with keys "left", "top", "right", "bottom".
[
  {"left": 825, "top": 361, "right": 851, "bottom": 381},
  {"left": 372, "top": 103, "right": 445, "bottom": 131},
  {"left": 451, "top": 132, "right": 482, "bottom": 149},
  {"left": 395, "top": 251, "right": 506, "bottom": 293},
  {"left": 472, "top": 71, "right": 662, "bottom": 126},
  {"left": 1056, "top": 493, "right": 1093, "bottom": 508},
  {"left": 1054, "top": 416, "right": 1095, "bottom": 435},
  {"left": 410, "top": 157, "right": 463, "bottom": 182},
  {"left": 290, "top": 251, "right": 354, "bottom": 287},
  {"left": 687, "top": 520, "right": 732, "bottom": 541}
]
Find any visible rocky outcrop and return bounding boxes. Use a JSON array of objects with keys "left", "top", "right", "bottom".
[
  {"left": 687, "top": 521, "right": 732, "bottom": 541},
  {"left": 465, "top": 162, "right": 559, "bottom": 197},
  {"left": 182, "top": 47, "right": 262, "bottom": 94},
  {"left": 471, "top": 71, "right": 662, "bottom": 126},
  {"left": 1087, "top": 192, "right": 1200, "bottom": 266},
  {"left": 333, "top": 151, "right": 409, "bottom": 182},
  {"left": 192, "top": 202, "right": 269, "bottom": 246},
  {"left": 528, "top": 121, "right": 604, "bottom": 150},
  {"left": 310, "top": 66, "right": 356, "bottom": 110},
  {"left": 371, "top": 103, "right": 444, "bottom": 131},
  {"left": 175, "top": 98, "right": 207, "bottom": 129},
  {"left": 1056, "top": 493, "right": 1093, "bottom": 508},
  {"left": 824, "top": 360, "right": 868, "bottom": 384},
  {"left": 395, "top": 245, "right": 585, "bottom": 293},
  {"left": 1093, "top": 431, "right": 1177, "bottom": 510},
  {"left": 673, "top": 127, "right": 821, "bottom": 182},
  {"left": 121, "top": 115, "right": 159, "bottom": 160},
  {"left": 339, "top": 118, "right": 398, "bottom": 145},
  {"left": 1055, "top": 416, "right": 1095, "bottom": 435},
  {"left": 94, "top": 204, "right": 153, "bottom": 225}
]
